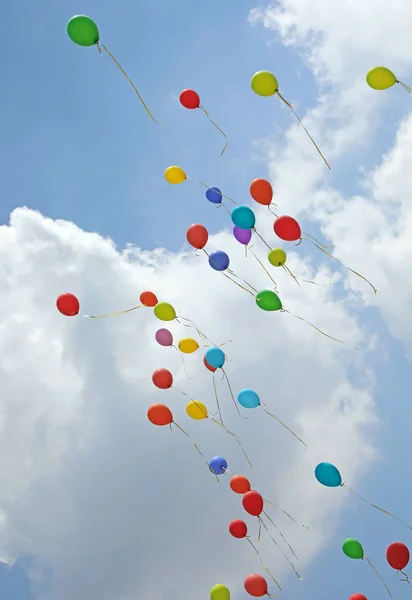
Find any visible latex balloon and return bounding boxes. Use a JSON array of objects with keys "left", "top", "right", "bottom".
[
  {"left": 251, "top": 71, "right": 278, "bottom": 96},
  {"left": 231, "top": 205, "right": 256, "bottom": 229},
  {"left": 154, "top": 302, "right": 176, "bottom": 321},
  {"left": 56, "top": 293, "right": 80, "bottom": 316},
  {"left": 180, "top": 89, "right": 200, "bottom": 109},
  {"left": 238, "top": 389, "right": 260, "bottom": 409},
  {"left": 273, "top": 215, "right": 301, "bottom": 242},
  {"left": 244, "top": 574, "right": 268, "bottom": 597},
  {"left": 178, "top": 338, "right": 199, "bottom": 354},
  {"left": 250, "top": 178, "right": 273, "bottom": 206},
  {"left": 147, "top": 403, "right": 173, "bottom": 426},
  {"left": 233, "top": 226, "right": 252, "bottom": 245},
  {"left": 315, "top": 462, "right": 342, "bottom": 487},
  {"left": 209, "top": 456, "right": 228, "bottom": 475},
  {"left": 152, "top": 368, "right": 173, "bottom": 389},
  {"left": 209, "top": 250, "right": 230, "bottom": 271},
  {"left": 186, "top": 400, "right": 208, "bottom": 420},
  {"left": 230, "top": 475, "right": 251, "bottom": 494},
  {"left": 229, "top": 519, "right": 248, "bottom": 539},
  {"left": 255, "top": 290, "right": 282, "bottom": 311},
  {"left": 164, "top": 166, "right": 186, "bottom": 184},
  {"left": 342, "top": 538, "right": 364, "bottom": 560},
  {"left": 268, "top": 248, "right": 286, "bottom": 267},
  {"left": 140, "top": 291, "right": 158, "bottom": 307},
  {"left": 210, "top": 584, "right": 230, "bottom": 600},
  {"left": 386, "top": 542, "right": 410, "bottom": 571},
  {"left": 242, "top": 490, "right": 264, "bottom": 517},
  {"left": 155, "top": 328, "right": 173, "bottom": 347},
  {"left": 204, "top": 356, "right": 217, "bottom": 372},
  {"left": 366, "top": 66, "right": 396, "bottom": 90},
  {"left": 67, "top": 15, "right": 99, "bottom": 46},
  {"left": 186, "top": 224, "right": 209, "bottom": 249},
  {"left": 205, "top": 347, "right": 225, "bottom": 369},
  {"left": 206, "top": 187, "right": 223, "bottom": 204},
  {"left": 349, "top": 595, "right": 367, "bottom": 600}
]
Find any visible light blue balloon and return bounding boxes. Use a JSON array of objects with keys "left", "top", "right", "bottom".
[
  {"left": 237, "top": 388, "right": 260, "bottom": 409},
  {"left": 205, "top": 347, "right": 225, "bottom": 369},
  {"left": 315, "top": 462, "right": 342, "bottom": 487},
  {"left": 231, "top": 206, "right": 256, "bottom": 229}
]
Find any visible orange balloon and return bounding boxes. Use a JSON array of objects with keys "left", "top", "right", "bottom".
[
  {"left": 230, "top": 474, "right": 251, "bottom": 494},
  {"left": 249, "top": 178, "right": 273, "bottom": 206},
  {"left": 140, "top": 291, "right": 158, "bottom": 307},
  {"left": 147, "top": 403, "right": 173, "bottom": 426}
]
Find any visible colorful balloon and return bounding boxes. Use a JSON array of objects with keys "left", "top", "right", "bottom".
[
  {"left": 155, "top": 328, "right": 173, "bottom": 347},
  {"left": 140, "top": 291, "right": 158, "bottom": 307},
  {"left": 210, "top": 584, "right": 230, "bottom": 600},
  {"left": 205, "top": 347, "right": 225, "bottom": 369},
  {"left": 209, "top": 456, "right": 228, "bottom": 475},
  {"left": 244, "top": 574, "right": 268, "bottom": 597},
  {"left": 349, "top": 595, "right": 367, "bottom": 600},
  {"left": 386, "top": 542, "right": 410, "bottom": 571},
  {"left": 342, "top": 538, "right": 364, "bottom": 560},
  {"left": 250, "top": 178, "right": 273, "bottom": 206},
  {"left": 152, "top": 368, "right": 173, "bottom": 389},
  {"left": 179, "top": 89, "right": 200, "bottom": 109},
  {"left": 251, "top": 71, "right": 278, "bottom": 96},
  {"left": 242, "top": 490, "right": 264, "bottom": 517},
  {"left": 206, "top": 187, "right": 223, "bottom": 204},
  {"left": 209, "top": 250, "right": 230, "bottom": 271},
  {"left": 230, "top": 475, "right": 251, "bottom": 494},
  {"left": 229, "top": 519, "right": 248, "bottom": 539},
  {"left": 164, "top": 166, "right": 186, "bottom": 184},
  {"left": 237, "top": 389, "right": 260, "bottom": 409},
  {"left": 154, "top": 302, "right": 176, "bottom": 321},
  {"left": 231, "top": 205, "right": 256, "bottom": 229},
  {"left": 366, "top": 67, "right": 396, "bottom": 90},
  {"left": 147, "top": 403, "right": 173, "bottom": 426},
  {"left": 315, "top": 462, "right": 342, "bottom": 487},
  {"left": 56, "top": 293, "right": 80, "bottom": 316},
  {"left": 268, "top": 248, "right": 286, "bottom": 267},
  {"left": 186, "top": 400, "right": 208, "bottom": 420},
  {"left": 186, "top": 224, "right": 209, "bottom": 249},
  {"left": 273, "top": 215, "right": 301, "bottom": 242},
  {"left": 233, "top": 226, "right": 252, "bottom": 245},
  {"left": 255, "top": 290, "right": 282, "bottom": 311},
  {"left": 67, "top": 15, "right": 99, "bottom": 46},
  {"left": 178, "top": 338, "right": 199, "bottom": 354},
  {"left": 204, "top": 355, "right": 217, "bottom": 372}
]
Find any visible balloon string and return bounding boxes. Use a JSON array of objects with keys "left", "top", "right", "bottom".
[
  {"left": 302, "top": 232, "right": 334, "bottom": 250},
  {"left": 246, "top": 537, "right": 282, "bottom": 591},
  {"left": 172, "top": 345, "right": 191, "bottom": 379},
  {"left": 260, "top": 405, "right": 307, "bottom": 448},
  {"left": 398, "top": 570, "right": 412, "bottom": 587},
  {"left": 222, "top": 367, "right": 243, "bottom": 418},
  {"left": 210, "top": 417, "right": 252, "bottom": 469},
  {"left": 100, "top": 44, "right": 160, "bottom": 124},
  {"left": 83, "top": 304, "right": 142, "bottom": 319},
  {"left": 281, "top": 308, "right": 352, "bottom": 347},
  {"left": 212, "top": 374, "right": 224, "bottom": 426},
  {"left": 227, "top": 268, "right": 258, "bottom": 293},
  {"left": 397, "top": 79, "right": 412, "bottom": 93},
  {"left": 282, "top": 265, "right": 301, "bottom": 287},
  {"left": 216, "top": 202, "right": 232, "bottom": 216},
  {"left": 202, "top": 248, "right": 256, "bottom": 297},
  {"left": 258, "top": 519, "right": 262, "bottom": 542},
  {"left": 282, "top": 264, "right": 331, "bottom": 288},
  {"left": 342, "top": 484, "right": 412, "bottom": 530},
  {"left": 176, "top": 315, "right": 217, "bottom": 346},
  {"left": 364, "top": 556, "right": 392, "bottom": 598},
  {"left": 199, "top": 105, "right": 228, "bottom": 156},
  {"left": 263, "top": 511, "right": 298, "bottom": 559},
  {"left": 249, "top": 247, "right": 278, "bottom": 290},
  {"left": 172, "top": 421, "right": 219, "bottom": 484},
  {"left": 252, "top": 228, "right": 273, "bottom": 251},
  {"left": 263, "top": 500, "right": 310, "bottom": 529},
  {"left": 268, "top": 205, "right": 279, "bottom": 216},
  {"left": 186, "top": 177, "right": 237, "bottom": 204},
  {"left": 258, "top": 517, "right": 302, "bottom": 580}
]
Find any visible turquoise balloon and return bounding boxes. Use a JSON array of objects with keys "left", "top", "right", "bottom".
[
  {"left": 231, "top": 206, "right": 256, "bottom": 229},
  {"left": 238, "top": 389, "right": 260, "bottom": 409},
  {"left": 315, "top": 462, "right": 342, "bottom": 487},
  {"left": 205, "top": 347, "right": 225, "bottom": 369}
]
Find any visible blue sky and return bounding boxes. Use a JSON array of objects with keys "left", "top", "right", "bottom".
[{"left": 2, "top": 0, "right": 412, "bottom": 599}]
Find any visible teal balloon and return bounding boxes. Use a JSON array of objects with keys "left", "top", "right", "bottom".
[
  {"left": 231, "top": 206, "right": 256, "bottom": 229},
  {"left": 315, "top": 462, "right": 342, "bottom": 487},
  {"left": 238, "top": 389, "right": 260, "bottom": 409},
  {"left": 205, "top": 347, "right": 225, "bottom": 369}
]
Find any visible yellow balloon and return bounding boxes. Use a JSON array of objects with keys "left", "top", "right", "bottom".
[
  {"left": 164, "top": 165, "right": 186, "bottom": 184},
  {"left": 366, "top": 66, "right": 396, "bottom": 90},
  {"left": 268, "top": 248, "right": 287, "bottom": 267},
  {"left": 251, "top": 71, "right": 278, "bottom": 96},
  {"left": 210, "top": 585, "right": 230, "bottom": 600},
  {"left": 186, "top": 400, "right": 208, "bottom": 420},
  {"left": 153, "top": 302, "right": 176, "bottom": 322},
  {"left": 178, "top": 337, "right": 199, "bottom": 354}
]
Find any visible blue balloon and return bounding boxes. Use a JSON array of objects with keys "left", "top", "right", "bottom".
[
  {"left": 209, "top": 456, "right": 228, "bottom": 475},
  {"left": 315, "top": 462, "right": 342, "bottom": 487},
  {"left": 231, "top": 205, "right": 256, "bottom": 229},
  {"left": 209, "top": 250, "right": 230, "bottom": 271},
  {"left": 205, "top": 347, "right": 225, "bottom": 369},
  {"left": 237, "top": 388, "right": 261, "bottom": 409},
  {"left": 206, "top": 187, "right": 222, "bottom": 204}
]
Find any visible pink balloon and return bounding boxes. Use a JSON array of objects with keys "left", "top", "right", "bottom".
[{"left": 155, "top": 328, "right": 173, "bottom": 347}]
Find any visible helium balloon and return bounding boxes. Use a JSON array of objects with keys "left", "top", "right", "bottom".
[
  {"left": 231, "top": 205, "right": 256, "bottom": 229},
  {"left": 164, "top": 166, "right": 186, "bottom": 184},
  {"left": 268, "top": 248, "right": 286, "bottom": 267},
  {"left": 209, "top": 250, "right": 230, "bottom": 271},
  {"left": 206, "top": 187, "right": 223, "bottom": 204},
  {"left": 349, "top": 595, "right": 367, "bottom": 600},
  {"left": 230, "top": 475, "right": 251, "bottom": 494},
  {"left": 233, "top": 226, "right": 252, "bottom": 245},
  {"left": 251, "top": 71, "right": 278, "bottom": 96},
  {"left": 152, "top": 368, "right": 173, "bottom": 389},
  {"left": 255, "top": 290, "right": 282, "bottom": 311},
  {"left": 147, "top": 403, "right": 173, "bottom": 426},
  {"left": 178, "top": 338, "right": 199, "bottom": 353},
  {"left": 186, "top": 224, "right": 209, "bottom": 249},
  {"left": 140, "top": 291, "right": 158, "bottom": 307},
  {"left": 67, "top": 15, "right": 99, "bottom": 46},
  {"left": 386, "top": 542, "right": 410, "bottom": 571},
  {"left": 229, "top": 519, "right": 248, "bottom": 539},
  {"left": 210, "top": 584, "right": 230, "bottom": 600},
  {"left": 155, "top": 328, "right": 173, "bottom": 347},
  {"left": 315, "top": 462, "right": 342, "bottom": 487},
  {"left": 180, "top": 89, "right": 200, "bottom": 109},
  {"left": 250, "top": 178, "right": 273, "bottom": 206},
  {"left": 243, "top": 490, "right": 264, "bottom": 517},
  {"left": 209, "top": 456, "right": 228, "bottom": 475},
  {"left": 203, "top": 355, "right": 217, "bottom": 372},
  {"left": 366, "top": 66, "right": 396, "bottom": 90},
  {"left": 244, "top": 574, "right": 268, "bottom": 597},
  {"left": 56, "top": 293, "right": 80, "bottom": 316},
  {"left": 154, "top": 302, "right": 176, "bottom": 321},
  {"left": 273, "top": 216, "right": 301, "bottom": 242},
  {"left": 342, "top": 538, "right": 364, "bottom": 560},
  {"left": 205, "top": 347, "right": 225, "bottom": 369},
  {"left": 186, "top": 400, "right": 208, "bottom": 420},
  {"left": 238, "top": 389, "right": 261, "bottom": 409}
]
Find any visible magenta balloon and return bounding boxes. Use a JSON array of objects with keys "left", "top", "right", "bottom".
[
  {"left": 233, "top": 226, "right": 252, "bottom": 245},
  {"left": 155, "top": 328, "right": 173, "bottom": 346}
]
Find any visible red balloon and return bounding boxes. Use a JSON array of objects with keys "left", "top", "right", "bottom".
[
  {"left": 244, "top": 574, "right": 268, "bottom": 597},
  {"left": 230, "top": 475, "right": 251, "bottom": 494},
  {"left": 203, "top": 356, "right": 217, "bottom": 373},
  {"left": 250, "top": 179, "right": 273, "bottom": 206},
  {"left": 229, "top": 519, "right": 247, "bottom": 539},
  {"left": 140, "top": 291, "right": 158, "bottom": 307},
  {"left": 152, "top": 368, "right": 173, "bottom": 389},
  {"left": 386, "top": 542, "right": 410, "bottom": 571},
  {"left": 242, "top": 490, "right": 264, "bottom": 517},
  {"left": 147, "top": 404, "right": 173, "bottom": 426},
  {"left": 56, "top": 293, "right": 80, "bottom": 316},
  {"left": 186, "top": 224, "right": 209, "bottom": 250},
  {"left": 273, "top": 215, "right": 301, "bottom": 242},
  {"left": 180, "top": 89, "right": 200, "bottom": 110},
  {"left": 349, "top": 595, "right": 367, "bottom": 600}
]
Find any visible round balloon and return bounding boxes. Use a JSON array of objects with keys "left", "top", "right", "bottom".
[
  {"left": 186, "top": 224, "right": 209, "bottom": 249},
  {"left": 154, "top": 302, "right": 176, "bottom": 321},
  {"left": 314, "top": 462, "right": 342, "bottom": 487},
  {"left": 164, "top": 166, "right": 186, "bottom": 184},
  {"left": 209, "top": 456, "right": 228, "bottom": 475},
  {"left": 268, "top": 248, "right": 286, "bottom": 267},
  {"left": 67, "top": 15, "right": 99, "bottom": 46},
  {"left": 233, "top": 226, "right": 252, "bottom": 245},
  {"left": 242, "top": 490, "right": 264, "bottom": 517},
  {"left": 231, "top": 205, "right": 256, "bottom": 229},
  {"left": 206, "top": 187, "right": 223, "bottom": 204},
  {"left": 251, "top": 71, "right": 278, "bottom": 96},
  {"left": 349, "top": 595, "right": 367, "bottom": 600},
  {"left": 140, "top": 291, "right": 158, "bottom": 307},
  {"left": 255, "top": 290, "right": 282, "bottom": 311},
  {"left": 273, "top": 215, "right": 301, "bottom": 242},
  {"left": 204, "top": 355, "right": 217, "bottom": 372},
  {"left": 366, "top": 66, "right": 396, "bottom": 90},
  {"left": 56, "top": 293, "right": 80, "bottom": 316},
  {"left": 155, "top": 328, "right": 173, "bottom": 347},
  {"left": 250, "top": 178, "right": 273, "bottom": 206},
  {"left": 342, "top": 538, "right": 364, "bottom": 560},
  {"left": 244, "top": 574, "right": 268, "bottom": 597},
  {"left": 186, "top": 400, "right": 208, "bottom": 420},
  {"left": 386, "top": 542, "right": 410, "bottom": 571},
  {"left": 152, "top": 368, "right": 173, "bottom": 389},
  {"left": 210, "top": 584, "right": 230, "bottom": 600},
  {"left": 238, "top": 389, "right": 260, "bottom": 409},
  {"left": 180, "top": 89, "right": 200, "bottom": 109},
  {"left": 230, "top": 475, "right": 251, "bottom": 494},
  {"left": 147, "top": 404, "right": 173, "bottom": 426},
  {"left": 205, "top": 347, "right": 225, "bottom": 369},
  {"left": 178, "top": 338, "right": 199, "bottom": 353},
  {"left": 209, "top": 250, "right": 230, "bottom": 271},
  {"left": 229, "top": 519, "right": 248, "bottom": 539}
]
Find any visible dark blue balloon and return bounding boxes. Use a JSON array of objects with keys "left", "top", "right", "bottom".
[
  {"left": 209, "top": 456, "right": 228, "bottom": 475},
  {"left": 206, "top": 187, "right": 222, "bottom": 204},
  {"left": 209, "top": 250, "right": 230, "bottom": 271}
]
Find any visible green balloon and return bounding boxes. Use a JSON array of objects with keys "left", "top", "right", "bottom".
[
  {"left": 342, "top": 538, "right": 364, "bottom": 559},
  {"left": 255, "top": 289, "right": 282, "bottom": 311},
  {"left": 67, "top": 15, "right": 99, "bottom": 47}
]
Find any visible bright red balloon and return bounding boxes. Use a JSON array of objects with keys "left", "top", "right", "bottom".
[
  {"left": 349, "top": 595, "right": 367, "bottom": 600},
  {"left": 242, "top": 490, "right": 264, "bottom": 517},
  {"left": 250, "top": 179, "right": 273, "bottom": 206},
  {"left": 229, "top": 519, "right": 248, "bottom": 538},
  {"left": 140, "top": 291, "right": 158, "bottom": 307},
  {"left": 147, "top": 404, "right": 173, "bottom": 426},
  {"left": 203, "top": 356, "right": 216, "bottom": 373},
  {"left": 386, "top": 542, "right": 410, "bottom": 571},
  {"left": 273, "top": 215, "right": 301, "bottom": 242},
  {"left": 186, "top": 224, "right": 209, "bottom": 250},
  {"left": 180, "top": 89, "right": 200, "bottom": 110},
  {"left": 152, "top": 368, "right": 173, "bottom": 389},
  {"left": 230, "top": 475, "right": 251, "bottom": 494},
  {"left": 244, "top": 574, "right": 268, "bottom": 597},
  {"left": 56, "top": 293, "right": 80, "bottom": 316}
]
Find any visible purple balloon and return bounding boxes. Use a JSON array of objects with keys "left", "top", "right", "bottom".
[
  {"left": 233, "top": 226, "right": 252, "bottom": 245},
  {"left": 155, "top": 328, "right": 173, "bottom": 347}
]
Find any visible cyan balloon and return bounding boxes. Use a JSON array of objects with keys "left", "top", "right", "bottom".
[
  {"left": 205, "top": 347, "right": 225, "bottom": 369},
  {"left": 209, "top": 456, "right": 228, "bottom": 475},
  {"left": 315, "top": 462, "right": 342, "bottom": 487},
  {"left": 206, "top": 187, "right": 223, "bottom": 204},
  {"left": 238, "top": 389, "right": 260, "bottom": 409},
  {"left": 231, "top": 205, "right": 256, "bottom": 229}
]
